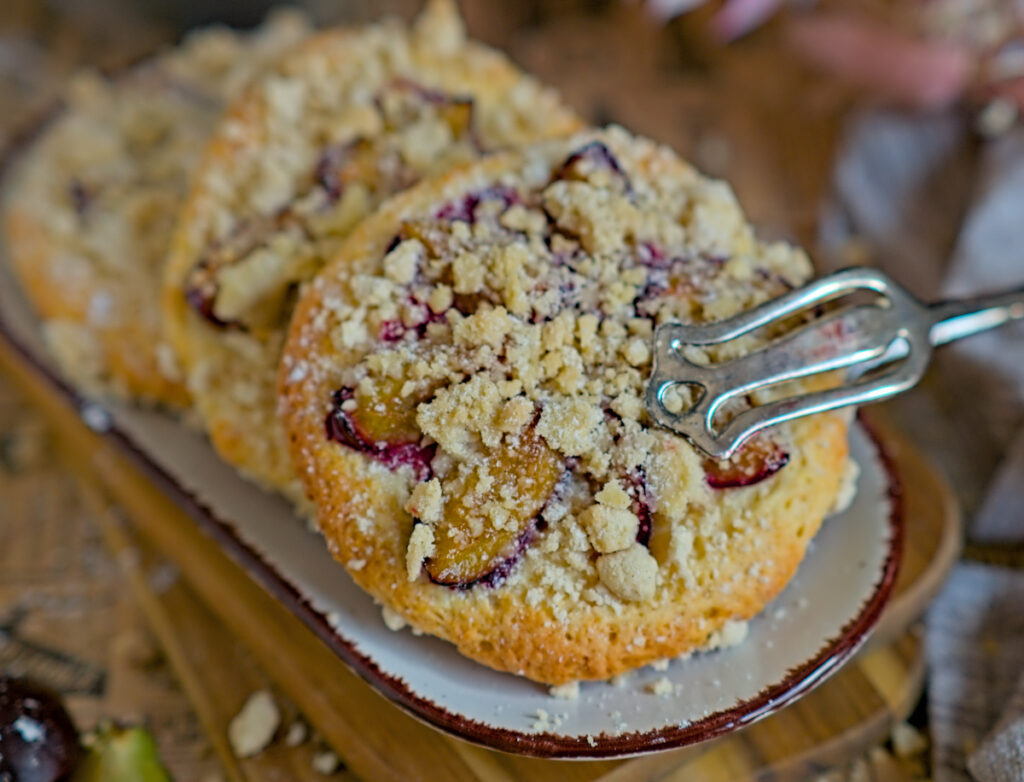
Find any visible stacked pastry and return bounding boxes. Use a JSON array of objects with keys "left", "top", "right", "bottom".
[{"left": 2, "top": 1, "right": 852, "bottom": 685}]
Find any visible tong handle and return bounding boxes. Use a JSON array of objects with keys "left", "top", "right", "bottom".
[
  {"left": 645, "top": 268, "right": 1024, "bottom": 460},
  {"left": 928, "top": 288, "right": 1024, "bottom": 347}
]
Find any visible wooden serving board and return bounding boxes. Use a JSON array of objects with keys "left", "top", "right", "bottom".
[{"left": 0, "top": 331, "right": 956, "bottom": 782}]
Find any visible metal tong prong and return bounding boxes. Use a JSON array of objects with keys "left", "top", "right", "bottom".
[{"left": 646, "top": 267, "right": 1024, "bottom": 460}]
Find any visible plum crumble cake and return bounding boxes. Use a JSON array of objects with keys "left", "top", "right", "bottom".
[
  {"left": 2, "top": 10, "right": 310, "bottom": 405},
  {"left": 161, "top": 0, "right": 581, "bottom": 498},
  {"left": 279, "top": 127, "right": 851, "bottom": 684}
]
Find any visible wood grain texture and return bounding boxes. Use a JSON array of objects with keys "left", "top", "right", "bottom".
[{"left": 74, "top": 475, "right": 362, "bottom": 782}]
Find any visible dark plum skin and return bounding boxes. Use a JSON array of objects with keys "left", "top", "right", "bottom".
[
  {"left": 325, "top": 387, "right": 435, "bottom": 481},
  {"left": 426, "top": 522, "right": 539, "bottom": 591},
  {"left": 376, "top": 298, "right": 448, "bottom": 343},
  {"left": 387, "top": 77, "right": 473, "bottom": 109},
  {"left": 182, "top": 212, "right": 299, "bottom": 330},
  {"left": 313, "top": 140, "right": 360, "bottom": 203},
  {"left": 704, "top": 436, "right": 790, "bottom": 489},
  {"left": 68, "top": 180, "right": 90, "bottom": 217},
  {"left": 552, "top": 140, "right": 632, "bottom": 193},
  {"left": 434, "top": 185, "right": 519, "bottom": 223},
  {"left": 325, "top": 388, "right": 435, "bottom": 481},
  {"left": 0, "top": 677, "right": 80, "bottom": 782},
  {"left": 183, "top": 279, "right": 236, "bottom": 329},
  {"left": 627, "top": 470, "right": 654, "bottom": 546},
  {"left": 377, "top": 319, "right": 408, "bottom": 343},
  {"left": 425, "top": 465, "right": 568, "bottom": 590}
]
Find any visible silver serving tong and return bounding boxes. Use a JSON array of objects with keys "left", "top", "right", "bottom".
[{"left": 646, "top": 267, "right": 1024, "bottom": 459}]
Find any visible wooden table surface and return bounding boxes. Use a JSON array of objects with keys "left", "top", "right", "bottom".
[{"left": 0, "top": 2, "right": 935, "bottom": 780}]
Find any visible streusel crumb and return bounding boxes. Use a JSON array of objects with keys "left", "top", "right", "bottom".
[
  {"left": 406, "top": 524, "right": 435, "bottom": 582},
  {"left": 597, "top": 544, "right": 659, "bottom": 602}
]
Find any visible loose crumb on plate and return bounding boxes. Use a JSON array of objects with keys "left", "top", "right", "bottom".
[
  {"left": 646, "top": 677, "right": 674, "bottom": 697},
  {"left": 381, "top": 605, "right": 407, "bottom": 631},
  {"left": 228, "top": 690, "right": 279, "bottom": 758},
  {"left": 285, "top": 719, "right": 308, "bottom": 747},
  {"left": 705, "top": 619, "right": 749, "bottom": 650},
  {"left": 312, "top": 749, "right": 342, "bottom": 775},
  {"left": 549, "top": 681, "right": 580, "bottom": 700}
]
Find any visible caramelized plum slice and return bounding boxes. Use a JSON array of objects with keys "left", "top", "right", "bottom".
[
  {"left": 704, "top": 434, "right": 790, "bottom": 489},
  {"left": 553, "top": 140, "right": 631, "bottom": 193},
  {"left": 314, "top": 137, "right": 378, "bottom": 202},
  {"left": 425, "top": 426, "right": 563, "bottom": 588},
  {"left": 380, "top": 78, "right": 476, "bottom": 141},
  {"left": 634, "top": 256, "right": 728, "bottom": 317},
  {"left": 325, "top": 376, "right": 437, "bottom": 480},
  {"left": 183, "top": 211, "right": 301, "bottom": 330}
]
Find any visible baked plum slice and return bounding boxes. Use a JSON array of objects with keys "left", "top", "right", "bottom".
[
  {"left": 553, "top": 140, "right": 631, "bottom": 193},
  {"left": 380, "top": 78, "right": 476, "bottom": 142},
  {"left": 325, "top": 375, "right": 436, "bottom": 481},
  {"left": 183, "top": 210, "right": 302, "bottom": 330},
  {"left": 704, "top": 434, "right": 789, "bottom": 489},
  {"left": 314, "top": 137, "right": 380, "bottom": 203},
  {"left": 425, "top": 425, "right": 563, "bottom": 588}
]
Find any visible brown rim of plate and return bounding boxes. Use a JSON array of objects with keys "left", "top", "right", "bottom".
[
  {"left": 0, "top": 296, "right": 904, "bottom": 758},
  {"left": 0, "top": 115, "right": 903, "bottom": 757}
]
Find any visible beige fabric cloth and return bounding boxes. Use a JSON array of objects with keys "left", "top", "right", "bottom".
[{"left": 822, "top": 108, "right": 1024, "bottom": 782}]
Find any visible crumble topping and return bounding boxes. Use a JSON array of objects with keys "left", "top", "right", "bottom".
[
  {"left": 295, "top": 129, "right": 832, "bottom": 610},
  {"left": 4, "top": 11, "right": 310, "bottom": 403},
  {"left": 168, "top": 0, "right": 579, "bottom": 494},
  {"left": 536, "top": 397, "right": 602, "bottom": 457},
  {"left": 581, "top": 502, "right": 640, "bottom": 554},
  {"left": 381, "top": 605, "right": 408, "bottom": 632},
  {"left": 228, "top": 690, "right": 280, "bottom": 758},
  {"left": 405, "top": 477, "right": 443, "bottom": 523},
  {"left": 596, "top": 544, "right": 659, "bottom": 602},
  {"left": 829, "top": 459, "right": 861, "bottom": 516},
  {"left": 181, "top": 1, "right": 575, "bottom": 336}
]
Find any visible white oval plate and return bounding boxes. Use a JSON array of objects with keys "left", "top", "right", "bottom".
[{"left": 0, "top": 250, "right": 901, "bottom": 758}]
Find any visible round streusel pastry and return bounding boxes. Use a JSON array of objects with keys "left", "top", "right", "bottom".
[
  {"left": 161, "top": 0, "right": 581, "bottom": 497},
  {"left": 2, "top": 11, "right": 310, "bottom": 406},
  {"left": 279, "top": 126, "right": 852, "bottom": 685}
]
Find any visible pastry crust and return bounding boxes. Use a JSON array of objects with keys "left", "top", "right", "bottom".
[
  {"left": 2, "top": 11, "right": 310, "bottom": 406},
  {"left": 280, "top": 127, "right": 850, "bottom": 685},
  {"left": 161, "top": 0, "right": 581, "bottom": 497}
]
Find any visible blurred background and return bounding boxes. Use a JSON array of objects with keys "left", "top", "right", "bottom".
[
  {"left": 2, "top": 2, "right": 1023, "bottom": 781},
  {"left": 0, "top": 0, "right": 859, "bottom": 250}
]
